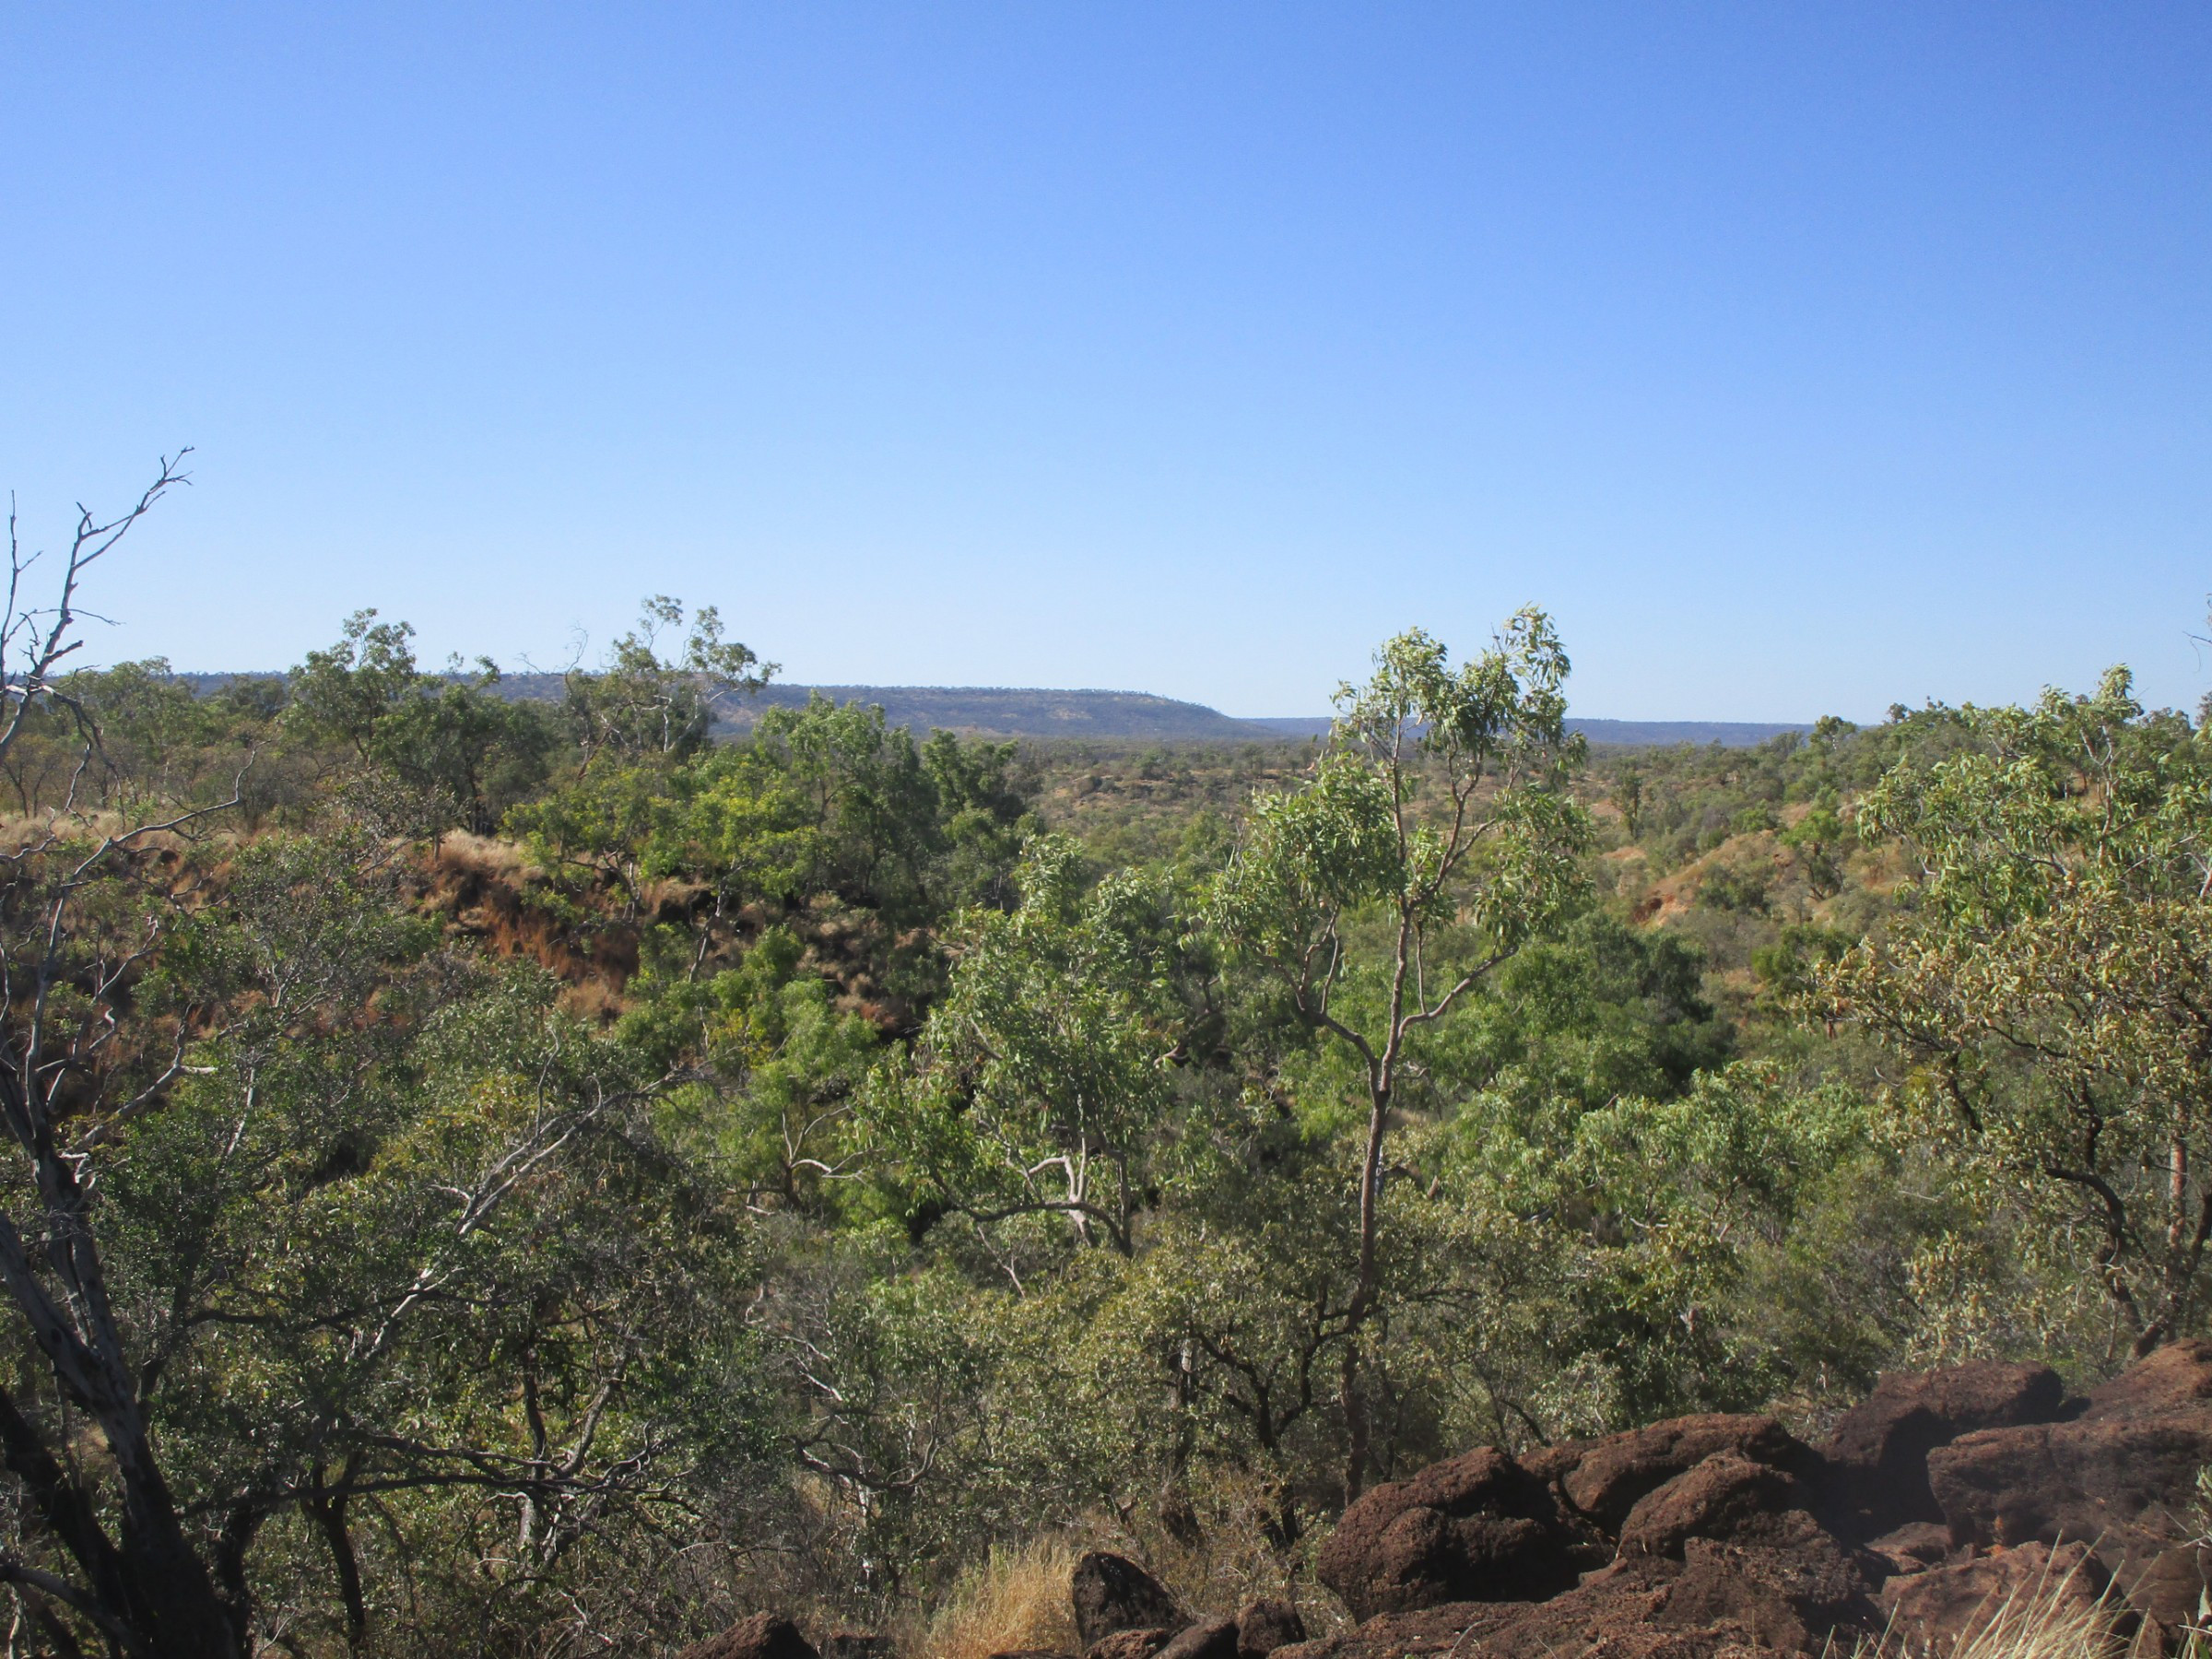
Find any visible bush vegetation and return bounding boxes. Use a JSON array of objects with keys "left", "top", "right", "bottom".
[{"left": 0, "top": 465, "right": 2201, "bottom": 1654}]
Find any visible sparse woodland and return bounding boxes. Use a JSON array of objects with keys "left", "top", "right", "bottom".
[{"left": 1, "top": 464, "right": 2207, "bottom": 1656}]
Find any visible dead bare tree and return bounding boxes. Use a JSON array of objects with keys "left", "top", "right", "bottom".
[{"left": 0, "top": 455, "right": 265, "bottom": 1655}]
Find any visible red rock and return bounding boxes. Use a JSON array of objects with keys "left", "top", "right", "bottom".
[
  {"left": 1157, "top": 1620, "right": 1238, "bottom": 1659},
  {"left": 678, "top": 1615, "right": 819, "bottom": 1659},
  {"left": 1316, "top": 1447, "right": 1599, "bottom": 1619},
  {"left": 1864, "top": 1522, "right": 1955, "bottom": 1578},
  {"left": 1657, "top": 1519, "right": 1877, "bottom": 1654},
  {"left": 2082, "top": 1340, "right": 2212, "bottom": 1420},
  {"left": 1925, "top": 1342, "right": 2212, "bottom": 1630},
  {"left": 1878, "top": 1541, "right": 2113, "bottom": 1656},
  {"left": 1073, "top": 1555, "right": 1184, "bottom": 1652},
  {"left": 1534, "top": 1416, "right": 1818, "bottom": 1535},
  {"left": 1822, "top": 1362, "right": 2065, "bottom": 1536},
  {"left": 2121, "top": 1544, "right": 2212, "bottom": 1636},
  {"left": 1234, "top": 1599, "right": 1306, "bottom": 1659},
  {"left": 1617, "top": 1453, "right": 1806, "bottom": 1559},
  {"left": 1281, "top": 1517, "right": 1871, "bottom": 1659},
  {"left": 1085, "top": 1630, "right": 1174, "bottom": 1659}
]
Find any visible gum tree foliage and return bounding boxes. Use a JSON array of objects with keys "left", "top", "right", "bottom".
[
  {"left": 511, "top": 694, "right": 1032, "bottom": 967},
  {"left": 564, "top": 595, "right": 774, "bottom": 765},
  {"left": 288, "top": 610, "right": 562, "bottom": 833},
  {"left": 1207, "top": 615, "right": 1589, "bottom": 1498},
  {"left": 865, "top": 836, "right": 1183, "bottom": 1270},
  {"left": 1812, "top": 668, "right": 2212, "bottom": 1358},
  {"left": 0, "top": 467, "right": 750, "bottom": 1656},
  {"left": 739, "top": 696, "right": 1033, "bottom": 927}
]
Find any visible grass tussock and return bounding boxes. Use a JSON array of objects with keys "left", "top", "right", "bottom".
[
  {"left": 918, "top": 1537, "right": 1083, "bottom": 1659},
  {"left": 1875, "top": 1552, "right": 2133, "bottom": 1659}
]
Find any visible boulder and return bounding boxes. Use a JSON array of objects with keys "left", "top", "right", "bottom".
[
  {"left": 1526, "top": 1415, "right": 1818, "bottom": 1535},
  {"left": 1926, "top": 1340, "right": 2212, "bottom": 1629},
  {"left": 1656, "top": 1519, "right": 1877, "bottom": 1654},
  {"left": 1878, "top": 1541, "right": 2113, "bottom": 1656},
  {"left": 1073, "top": 1554, "right": 1184, "bottom": 1652},
  {"left": 2078, "top": 1338, "right": 2212, "bottom": 1421},
  {"left": 1822, "top": 1362, "right": 2065, "bottom": 1537},
  {"left": 1085, "top": 1631, "right": 1174, "bottom": 1659},
  {"left": 1283, "top": 1512, "right": 1873, "bottom": 1659},
  {"left": 1316, "top": 1448, "right": 1599, "bottom": 1619},
  {"left": 1282, "top": 1529, "right": 1865, "bottom": 1659},
  {"left": 1617, "top": 1453, "right": 1806, "bottom": 1559},
  {"left": 822, "top": 1633, "right": 895, "bottom": 1659},
  {"left": 2123, "top": 1544, "right": 2212, "bottom": 1640},
  {"left": 678, "top": 1615, "right": 820, "bottom": 1659},
  {"left": 1233, "top": 1599, "right": 1305, "bottom": 1659},
  {"left": 1285, "top": 1349, "right": 2212, "bottom": 1659},
  {"left": 1156, "top": 1618, "right": 1238, "bottom": 1659},
  {"left": 1864, "top": 1522, "right": 1956, "bottom": 1579}
]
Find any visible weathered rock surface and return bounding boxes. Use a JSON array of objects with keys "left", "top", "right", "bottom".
[
  {"left": 1616, "top": 1453, "right": 1807, "bottom": 1559},
  {"left": 1156, "top": 1618, "right": 1239, "bottom": 1659},
  {"left": 1074, "top": 1554, "right": 1185, "bottom": 1652},
  {"left": 1084, "top": 1630, "right": 1174, "bottom": 1659},
  {"left": 1316, "top": 1447, "right": 1601, "bottom": 1619},
  {"left": 1821, "top": 1362, "right": 2066, "bottom": 1537},
  {"left": 1864, "top": 1522, "right": 1955, "bottom": 1578},
  {"left": 1927, "top": 1339, "right": 2212, "bottom": 1626},
  {"left": 1168, "top": 1345, "right": 2212, "bottom": 1659},
  {"left": 1878, "top": 1540, "right": 2112, "bottom": 1656},
  {"left": 1660, "top": 1520, "right": 1877, "bottom": 1653},
  {"left": 1526, "top": 1415, "right": 1818, "bottom": 1535},
  {"left": 1234, "top": 1599, "right": 1306, "bottom": 1659},
  {"left": 1284, "top": 1504, "right": 1875, "bottom": 1659},
  {"left": 677, "top": 1614, "right": 820, "bottom": 1659}
]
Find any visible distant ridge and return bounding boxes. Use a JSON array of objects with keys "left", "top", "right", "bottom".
[
  {"left": 1568, "top": 717, "right": 1812, "bottom": 747},
  {"left": 164, "top": 673, "right": 1806, "bottom": 747},
  {"left": 1241, "top": 714, "right": 1811, "bottom": 747},
  {"left": 741, "top": 683, "right": 1258, "bottom": 741}
]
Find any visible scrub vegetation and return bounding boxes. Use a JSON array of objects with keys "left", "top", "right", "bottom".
[{"left": 0, "top": 462, "right": 2204, "bottom": 1656}]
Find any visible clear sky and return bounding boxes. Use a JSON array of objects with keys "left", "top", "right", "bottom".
[{"left": 1, "top": 5, "right": 2206, "bottom": 721}]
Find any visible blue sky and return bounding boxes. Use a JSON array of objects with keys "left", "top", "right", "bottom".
[{"left": 1, "top": 5, "right": 2206, "bottom": 720}]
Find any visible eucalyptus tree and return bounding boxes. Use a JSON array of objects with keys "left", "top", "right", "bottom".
[
  {"left": 1811, "top": 668, "right": 2212, "bottom": 1359},
  {"left": 865, "top": 836, "right": 1184, "bottom": 1277},
  {"left": 565, "top": 594, "right": 773, "bottom": 765},
  {"left": 0, "top": 465, "right": 742, "bottom": 1656},
  {"left": 1207, "top": 616, "right": 1589, "bottom": 1498}
]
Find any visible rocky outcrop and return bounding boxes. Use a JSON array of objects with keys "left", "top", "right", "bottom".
[
  {"left": 1156, "top": 1618, "right": 1239, "bottom": 1659},
  {"left": 1065, "top": 1565, "right": 1302, "bottom": 1659},
  {"left": 677, "top": 1615, "right": 820, "bottom": 1659},
  {"left": 1234, "top": 1599, "right": 1306, "bottom": 1659},
  {"left": 1822, "top": 1361, "right": 2067, "bottom": 1536},
  {"left": 1085, "top": 1631, "right": 1173, "bottom": 1659},
  {"left": 1287, "top": 1345, "right": 2212, "bottom": 1659},
  {"left": 1924, "top": 1341, "right": 2212, "bottom": 1632},
  {"left": 1879, "top": 1540, "right": 2112, "bottom": 1656},
  {"left": 1074, "top": 1554, "right": 1186, "bottom": 1653},
  {"left": 1615, "top": 1452, "right": 1807, "bottom": 1559},
  {"left": 1316, "top": 1447, "right": 1605, "bottom": 1618},
  {"left": 1527, "top": 1415, "right": 1818, "bottom": 1536}
]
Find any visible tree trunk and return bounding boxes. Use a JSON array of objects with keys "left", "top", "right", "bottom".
[{"left": 1340, "top": 1089, "right": 1390, "bottom": 1503}]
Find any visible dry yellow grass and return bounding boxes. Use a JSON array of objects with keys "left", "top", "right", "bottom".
[
  {"left": 1869, "top": 1550, "right": 2135, "bottom": 1659},
  {"left": 918, "top": 1536, "right": 1083, "bottom": 1659}
]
